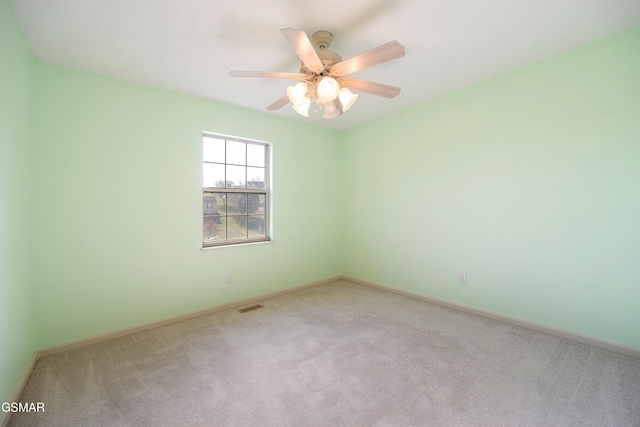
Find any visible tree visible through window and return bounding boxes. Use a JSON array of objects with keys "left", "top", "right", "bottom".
[{"left": 202, "top": 134, "right": 269, "bottom": 247}]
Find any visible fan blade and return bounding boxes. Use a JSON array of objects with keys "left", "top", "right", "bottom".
[
  {"left": 330, "top": 41, "right": 405, "bottom": 76},
  {"left": 229, "top": 70, "right": 309, "bottom": 79},
  {"left": 339, "top": 77, "right": 401, "bottom": 99},
  {"left": 267, "top": 96, "right": 290, "bottom": 111},
  {"left": 280, "top": 28, "right": 324, "bottom": 74}
]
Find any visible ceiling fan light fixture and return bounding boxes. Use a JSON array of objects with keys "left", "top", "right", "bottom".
[
  {"left": 337, "top": 87, "right": 358, "bottom": 112},
  {"left": 316, "top": 76, "right": 340, "bottom": 103},
  {"left": 286, "top": 81, "right": 308, "bottom": 105},
  {"left": 291, "top": 95, "right": 311, "bottom": 117},
  {"left": 322, "top": 99, "right": 343, "bottom": 118}
]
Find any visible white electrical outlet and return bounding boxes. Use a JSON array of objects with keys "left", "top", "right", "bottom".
[
  {"left": 458, "top": 273, "right": 467, "bottom": 285},
  {"left": 225, "top": 273, "right": 232, "bottom": 284}
]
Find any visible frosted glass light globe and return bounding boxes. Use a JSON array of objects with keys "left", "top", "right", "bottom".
[
  {"left": 338, "top": 87, "right": 358, "bottom": 112},
  {"left": 286, "top": 82, "right": 308, "bottom": 104},
  {"left": 291, "top": 96, "right": 311, "bottom": 117},
  {"left": 316, "top": 77, "right": 340, "bottom": 103},
  {"left": 322, "top": 100, "right": 343, "bottom": 118}
]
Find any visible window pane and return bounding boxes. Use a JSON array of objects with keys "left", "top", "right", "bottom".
[
  {"left": 226, "top": 165, "right": 246, "bottom": 188},
  {"left": 203, "top": 136, "right": 225, "bottom": 163},
  {"left": 203, "top": 193, "right": 226, "bottom": 215},
  {"left": 204, "top": 216, "right": 226, "bottom": 242},
  {"left": 227, "top": 193, "right": 247, "bottom": 215},
  {"left": 248, "top": 215, "right": 266, "bottom": 238},
  {"left": 227, "top": 216, "right": 247, "bottom": 239},
  {"left": 247, "top": 167, "right": 265, "bottom": 189},
  {"left": 227, "top": 141, "right": 246, "bottom": 165},
  {"left": 247, "top": 144, "right": 265, "bottom": 167},
  {"left": 247, "top": 193, "right": 265, "bottom": 214},
  {"left": 203, "top": 163, "right": 225, "bottom": 188}
]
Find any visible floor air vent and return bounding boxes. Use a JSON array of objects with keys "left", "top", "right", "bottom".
[{"left": 238, "top": 304, "right": 264, "bottom": 313}]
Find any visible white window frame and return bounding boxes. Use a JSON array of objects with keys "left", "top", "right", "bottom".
[{"left": 202, "top": 133, "right": 270, "bottom": 248}]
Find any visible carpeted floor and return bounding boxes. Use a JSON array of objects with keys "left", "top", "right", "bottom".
[{"left": 9, "top": 280, "right": 640, "bottom": 426}]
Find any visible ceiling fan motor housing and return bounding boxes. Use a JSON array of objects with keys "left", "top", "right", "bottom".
[
  {"left": 301, "top": 48, "right": 343, "bottom": 75},
  {"left": 297, "top": 31, "right": 342, "bottom": 76},
  {"left": 312, "top": 30, "right": 333, "bottom": 49}
]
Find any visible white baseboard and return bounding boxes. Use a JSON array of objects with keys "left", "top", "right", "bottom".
[
  {"left": 38, "top": 276, "right": 341, "bottom": 358},
  {"left": 342, "top": 275, "right": 640, "bottom": 360},
  {"left": 1, "top": 351, "right": 39, "bottom": 427}
]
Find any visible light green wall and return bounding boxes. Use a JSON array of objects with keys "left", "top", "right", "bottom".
[
  {"left": 32, "top": 62, "right": 343, "bottom": 348},
  {"left": 343, "top": 26, "right": 640, "bottom": 348},
  {"left": 0, "top": 0, "right": 36, "bottom": 403}
]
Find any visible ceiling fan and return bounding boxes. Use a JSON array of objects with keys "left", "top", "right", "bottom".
[{"left": 229, "top": 28, "right": 405, "bottom": 118}]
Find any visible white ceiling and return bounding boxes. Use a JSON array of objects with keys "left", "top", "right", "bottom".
[{"left": 12, "top": 0, "right": 640, "bottom": 130}]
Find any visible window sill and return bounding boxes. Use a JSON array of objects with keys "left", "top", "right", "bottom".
[{"left": 201, "top": 239, "right": 272, "bottom": 250}]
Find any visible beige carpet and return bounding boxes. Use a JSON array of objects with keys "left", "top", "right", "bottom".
[{"left": 9, "top": 280, "right": 640, "bottom": 426}]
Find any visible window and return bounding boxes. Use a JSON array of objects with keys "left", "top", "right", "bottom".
[{"left": 202, "top": 134, "right": 270, "bottom": 247}]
